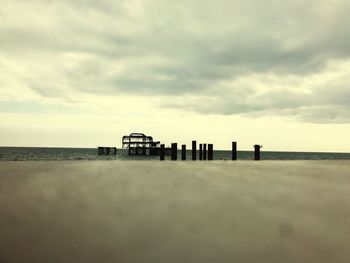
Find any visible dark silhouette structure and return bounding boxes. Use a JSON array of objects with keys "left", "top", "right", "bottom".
[
  {"left": 254, "top": 145, "right": 262, "bottom": 160},
  {"left": 98, "top": 147, "right": 117, "bottom": 155},
  {"left": 208, "top": 144, "right": 213, "bottom": 160},
  {"left": 182, "top": 145, "right": 186, "bottom": 160},
  {"left": 160, "top": 144, "right": 165, "bottom": 161},
  {"left": 117, "top": 133, "right": 263, "bottom": 161},
  {"left": 122, "top": 133, "right": 161, "bottom": 155},
  {"left": 192, "top": 141, "right": 197, "bottom": 160},
  {"left": 171, "top": 143, "right": 177, "bottom": 160},
  {"left": 232, "top": 142, "right": 237, "bottom": 160}
]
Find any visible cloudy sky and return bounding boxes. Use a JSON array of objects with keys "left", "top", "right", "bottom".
[{"left": 1, "top": 0, "right": 350, "bottom": 151}]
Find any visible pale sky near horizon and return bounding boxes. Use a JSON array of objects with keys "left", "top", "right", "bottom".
[{"left": 1, "top": 0, "right": 350, "bottom": 151}]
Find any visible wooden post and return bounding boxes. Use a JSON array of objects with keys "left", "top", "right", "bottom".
[
  {"left": 171, "top": 143, "right": 177, "bottom": 161},
  {"left": 232, "top": 142, "right": 237, "bottom": 160},
  {"left": 105, "top": 147, "right": 110, "bottom": 155},
  {"left": 112, "top": 147, "right": 117, "bottom": 155},
  {"left": 199, "top": 144, "right": 203, "bottom": 161},
  {"left": 160, "top": 144, "right": 165, "bottom": 161},
  {"left": 192, "top": 141, "right": 197, "bottom": 160},
  {"left": 208, "top": 144, "right": 213, "bottom": 160},
  {"left": 203, "top": 144, "right": 207, "bottom": 160},
  {"left": 181, "top": 145, "right": 186, "bottom": 160},
  {"left": 97, "top": 147, "right": 103, "bottom": 155},
  {"left": 254, "top": 145, "right": 261, "bottom": 160}
]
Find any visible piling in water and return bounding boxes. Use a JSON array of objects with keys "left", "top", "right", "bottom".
[
  {"left": 254, "top": 145, "right": 261, "bottom": 160},
  {"left": 232, "top": 142, "right": 237, "bottom": 160},
  {"left": 112, "top": 147, "right": 117, "bottom": 155},
  {"left": 199, "top": 144, "right": 203, "bottom": 161},
  {"left": 208, "top": 144, "right": 213, "bottom": 160},
  {"left": 160, "top": 144, "right": 165, "bottom": 161},
  {"left": 192, "top": 141, "right": 197, "bottom": 160},
  {"left": 182, "top": 145, "right": 186, "bottom": 160},
  {"left": 203, "top": 144, "right": 207, "bottom": 160},
  {"left": 171, "top": 143, "right": 177, "bottom": 161},
  {"left": 97, "top": 147, "right": 104, "bottom": 155},
  {"left": 98, "top": 147, "right": 117, "bottom": 156}
]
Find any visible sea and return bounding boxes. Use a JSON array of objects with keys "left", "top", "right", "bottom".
[{"left": 0, "top": 147, "right": 350, "bottom": 161}]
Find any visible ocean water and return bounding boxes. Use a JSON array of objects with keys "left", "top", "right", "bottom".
[{"left": 0, "top": 147, "right": 349, "bottom": 161}]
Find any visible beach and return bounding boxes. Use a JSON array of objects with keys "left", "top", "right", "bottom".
[{"left": 0, "top": 161, "right": 349, "bottom": 263}]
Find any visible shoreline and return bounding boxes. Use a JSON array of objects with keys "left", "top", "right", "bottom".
[{"left": 1, "top": 161, "right": 349, "bottom": 262}]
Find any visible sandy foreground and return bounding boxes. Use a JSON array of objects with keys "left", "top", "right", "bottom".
[{"left": 0, "top": 161, "right": 349, "bottom": 263}]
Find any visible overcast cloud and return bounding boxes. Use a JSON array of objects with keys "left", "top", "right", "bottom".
[{"left": 1, "top": 0, "right": 350, "bottom": 123}]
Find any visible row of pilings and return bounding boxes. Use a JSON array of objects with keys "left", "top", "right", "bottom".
[
  {"left": 98, "top": 147, "right": 117, "bottom": 155},
  {"left": 160, "top": 141, "right": 262, "bottom": 161}
]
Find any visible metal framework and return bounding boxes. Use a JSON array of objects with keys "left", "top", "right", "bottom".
[{"left": 122, "top": 133, "right": 161, "bottom": 155}]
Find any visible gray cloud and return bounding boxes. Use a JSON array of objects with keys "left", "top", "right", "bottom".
[{"left": 1, "top": 0, "right": 350, "bottom": 122}]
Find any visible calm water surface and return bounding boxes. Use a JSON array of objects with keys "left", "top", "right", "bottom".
[{"left": 1, "top": 147, "right": 349, "bottom": 161}]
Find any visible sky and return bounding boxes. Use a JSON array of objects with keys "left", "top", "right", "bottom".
[{"left": 1, "top": 0, "right": 350, "bottom": 151}]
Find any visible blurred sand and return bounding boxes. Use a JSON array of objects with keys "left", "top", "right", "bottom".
[{"left": 0, "top": 161, "right": 349, "bottom": 263}]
